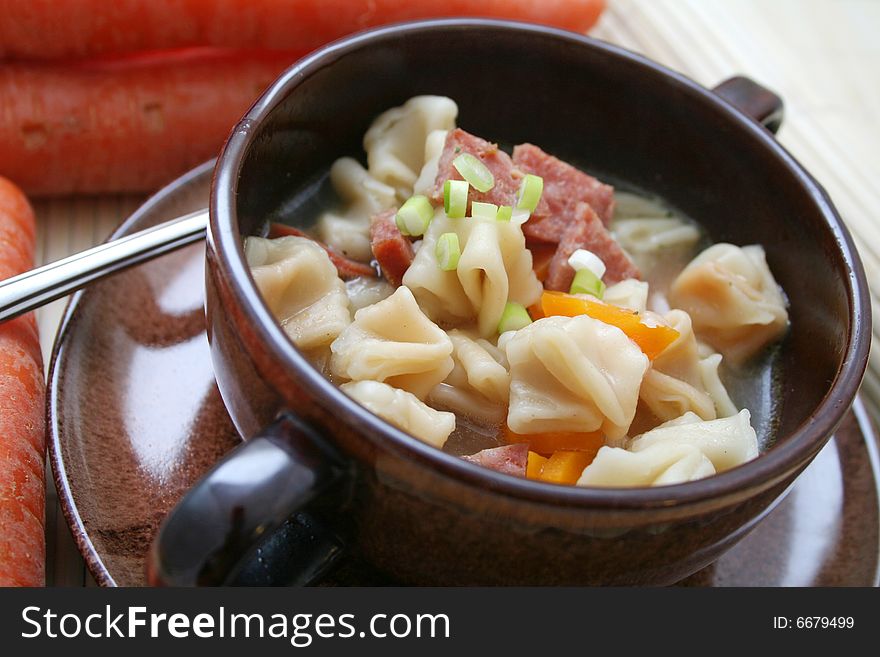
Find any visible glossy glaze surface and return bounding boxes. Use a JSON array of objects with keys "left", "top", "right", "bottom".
[{"left": 49, "top": 166, "right": 879, "bottom": 586}]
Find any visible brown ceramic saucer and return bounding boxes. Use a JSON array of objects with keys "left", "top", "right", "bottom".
[{"left": 48, "top": 163, "right": 880, "bottom": 587}]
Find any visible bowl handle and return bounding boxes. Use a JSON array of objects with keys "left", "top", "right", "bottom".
[
  {"left": 146, "top": 413, "right": 349, "bottom": 586},
  {"left": 712, "top": 76, "right": 784, "bottom": 134}
]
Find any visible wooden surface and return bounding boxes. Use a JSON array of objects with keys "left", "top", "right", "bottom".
[{"left": 30, "top": 0, "right": 880, "bottom": 584}]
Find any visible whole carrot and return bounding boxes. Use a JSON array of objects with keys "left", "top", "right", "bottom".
[
  {"left": 0, "top": 0, "right": 606, "bottom": 60},
  {"left": 0, "top": 176, "right": 45, "bottom": 587},
  {"left": 0, "top": 48, "right": 304, "bottom": 196}
]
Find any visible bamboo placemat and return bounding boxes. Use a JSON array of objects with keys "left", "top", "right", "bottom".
[{"left": 31, "top": 0, "right": 880, "bottom": 584}]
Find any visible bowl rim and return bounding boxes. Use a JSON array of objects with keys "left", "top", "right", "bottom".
[{"left": 210, "top": 17, "right": 871, "bottom": 510}]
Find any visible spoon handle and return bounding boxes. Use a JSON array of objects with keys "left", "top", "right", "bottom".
[{"left": 0, "top": 208, "right": 209, "bottom": 323}]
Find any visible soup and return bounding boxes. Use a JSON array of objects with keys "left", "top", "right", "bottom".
[{"left": 244, "top": 96, "right": 789, "bottom": 487}]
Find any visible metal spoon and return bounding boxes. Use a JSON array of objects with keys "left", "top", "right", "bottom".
[{"left": 0, "top": 208, "right": 209, "bottom": 323}]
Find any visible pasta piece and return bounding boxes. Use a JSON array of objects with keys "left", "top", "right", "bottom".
[
  {"left": 412, "top": 129, "right": 449, "bottom": 197},
  {"left": 401, "top": 209, "right": 475, "bottom": 323},
  {"left": 504, "top": 315, "right": 649, "bottom": 440},
  {"left": 613, "top": 217, "right": 700, "bottom": 254},
  {"left": 698, "top": 352, "right": 739, "bottom": 418},
  {"left": 429, "top": 329, "right": 510, "bottom": 424},
  {"left": 639, "top": 370, "right": 716, "bottom": 425},
  {"left": 612, "top": 191, "right": 671, "bottom": 219},
  {"left": 329, "top": 286, "right": 453, "bottom": 399},
  {"left": 577, "top": 443, "right": 716, "bottom": 487},
  {"left": 458, "top": 219, "right": 529, "bottom": 337},
  {"left": 653, "top": 448, "right": 717, "bottom": 485},
  {"left": 245, "top": 236, "right": 350, "bottom": 350},
  {"left": 467, "top": 217, "right": 544, "bottom": 331},
  {"left": 668, "top": 243, "right": 789, "bottom": 363},
  {"left": 363, "top": 95, "right": 458, "bottom": 201},
  {"left": 628, "top": 409, "right": 759, "bottom": 472},
  {"left": 341, "top": 381, "right": 454, "bottom": 448},
  {"left": 429, "top": 384, "right": 507, "bottom": 425},
  {"left": 603, "top": 278, "right": 649, "bottom": 313},
  {"left": 402, "top": 212, "right": 542, "bottom": 337},
  {"left": 651, "top": 411, "right": 703, "bottom": 428},
  {"left": 639, "top": 309, "right": 718, "bottom": 423},
  {"left": 316, "top": 157, "right": 397, "bottom": 262},
  {"left": 444, "top": 330, "right": 509, "bottom": 404}
]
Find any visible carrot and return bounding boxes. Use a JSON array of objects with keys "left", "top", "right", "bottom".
[
  {"left": 526, "top": 451, "right": 548, "bottom": 479},
  {"left": 0, "top": 48, "right": 306, "bottom": 196},
  {"left": 0, "top": 177, "right": 45, "bottom": 587},
  {"left": 0, "top": 1, "right": 607, "bottom": 60},
  {"left": 540, "top": 290, "right": 680, "bottom": 360},
  {"left": 504, "top": 426, "right": 604, "bottom": 457},
  {"left": 536, "top": 451, "right": 595, "bottom": 485}
]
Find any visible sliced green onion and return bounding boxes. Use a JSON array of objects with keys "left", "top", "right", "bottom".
[
  {"left": 471, "top": 202, "right": 498, "bottom": 220},
  {"left": 435, "top": 232, "right": 461, "bottom": 271},
  {"left": 510, "top": 208, "right": 531, "bottom": 225},
  {"left": 453, "top": 153, "right": 494, "bottom": 192},
  {"left": 395, "top": 195, "right": 434, "bottom": 236},
  {"left": 516, "top": 173, "right": 544, "bottom": 212},
  {"left": 570, "top": 268, "right": 606, "bottom": 299},
  {"left": 567, "top": 248, "right": 606, "bottom": 279},
  {"left": 496, "top": 205, "right": 513, "bottom": 222},
  {"left": 443, "top": 179, "right": 469, "bottom": 218},
  {"left": 497, "top": 302, "right": 533, "bottom": 334}
]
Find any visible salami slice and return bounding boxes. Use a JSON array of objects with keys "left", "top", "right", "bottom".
[
  {"left": 461, "top": 443, "right": 529, "bottom": 477},
  {"left": 545, "top": 203, "right": 640, "bottom": 291},
  {"left": 431, "top": 128, "right": 522, "bottom": 211},
  {"left": 369, "top": 209, "right": 414, "bottom": 287},
  {"left": 513, "top": 143, "right": 615, "bottom": 244}
]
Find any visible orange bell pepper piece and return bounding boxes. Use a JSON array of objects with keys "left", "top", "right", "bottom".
[
  {"left": 504, "top": 426, "right": 604, "bottom": 456},
  {"left": 537, "top": 450, "right": 596, "bottom": 485},
  {"left": 539, "top": 290, "right": 679, "bottom": 360},
  {"left": 526, "top": 451, "right": 548, "bottom": 479}
]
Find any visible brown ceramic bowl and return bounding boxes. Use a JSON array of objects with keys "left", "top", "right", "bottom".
[{"left": 147, "top": 19, "right": 870, "bottom": 586}]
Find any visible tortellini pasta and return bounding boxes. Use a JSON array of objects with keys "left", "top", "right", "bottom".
[
  {"left": 613, "top": 217, "right": 700, "bottom": 254},
  {"left": 245, "top": 236, "right": 350, "bottom": 351},
  {"left": 639, "top": 309, "right": 730, "bottom": 423},
  {"left": 577, "top": 410, "right": 757, "bottom": 487},
  {"left": 628, "top": 409, "right": 758, "bottom": 472},
  {"left": 413, "top": 129, "right": 449, "bottom": 197},
  {"left": 341, "top": 380, "right": 455, "bottom": 448},
  {"left": 504, "top": 315, "right": 649, "bottom": 440},
  {"left": 363, "top": 95, "right": 458, "bottom": 201},
  {"left": 669, "top": 243, "right": 789, "bottom": 364},
  {"left": 329, "top": 286, "right": 453, "bottom": 399},
  {"left": 315, "top": 157, "right": 397, "bottom": 262},
  {"left": 612, "top": 191, "right": 672, "bottom": 219},
  {"left": 603, "top": 278, "right": 649, "bottom": 314},
  {"left": 698, "top": 353, "right": 738, "bottom": 418},
  {"left": 577, "top": 443, "right": 716, "bottom": 487},
  {"left": 402, "top": 212, "right": 543, "bottom": 337},
  {"left": 401, "top": 210, "right": 474, "bottom": 322},
  {"left": 429, "top": 330, "right": 510, "bottom": 424}
]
